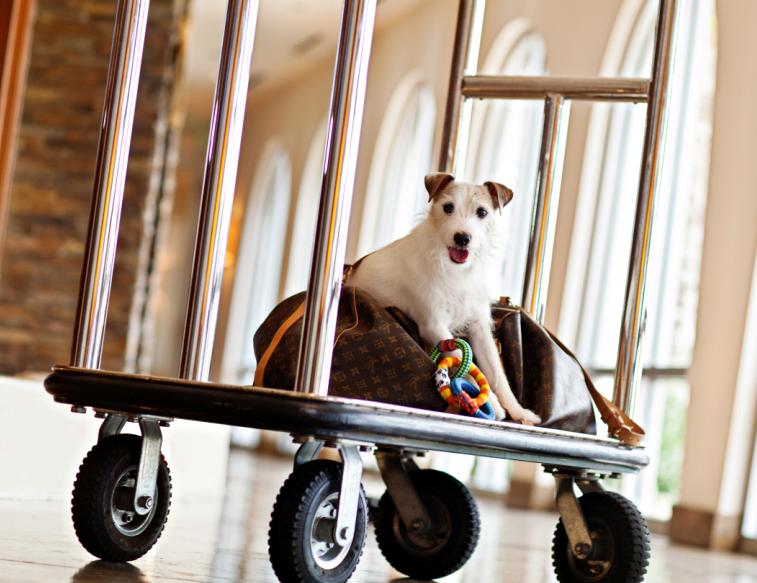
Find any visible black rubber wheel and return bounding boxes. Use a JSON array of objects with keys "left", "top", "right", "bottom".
[
  {"left": 374, "top": 469, "right": 480, "bottom": 579},
  {"left": 552, "top": 491, "right": 650, "bottom": 583},
  {"left": 268, "top": 460, "right": 368, "bottom": 583},
  {"left": 71, "top": 434, "right": 172, "bottom": 562}
]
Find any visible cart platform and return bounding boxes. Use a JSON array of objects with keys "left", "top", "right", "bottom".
[{"left": 45, "top": 366, "right": 648, "bottom": 475}]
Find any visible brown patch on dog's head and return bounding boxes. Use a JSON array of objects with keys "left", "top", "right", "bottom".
[
  {"left": 483, "top": 181, "right": 514, "bottom": 210},
  {"left": 424, "top": 172, "right": 455, "bottom": 202}
]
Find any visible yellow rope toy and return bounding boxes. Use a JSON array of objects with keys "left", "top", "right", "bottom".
[{"left": 433, "top": 353, "right": 494, "bottom": 419}]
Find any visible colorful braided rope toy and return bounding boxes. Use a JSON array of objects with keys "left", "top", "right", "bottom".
[
  {"left": 431, "top": 339, "right": 495, "bottom": 420},
  {"left": 429, "top": 338, "right": 473, "bottom": 379}
]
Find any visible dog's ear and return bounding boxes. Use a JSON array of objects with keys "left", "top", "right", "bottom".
[
  {"left": 484, "top": 181, "right": 514, "bottom": 210},
  {"left": 424, "top": 172, "right": 454, "bottom": 201}
]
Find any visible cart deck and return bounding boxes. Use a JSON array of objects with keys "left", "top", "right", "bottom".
[{"left": 45, "top": 366, "right": 647, "bottom": 475}]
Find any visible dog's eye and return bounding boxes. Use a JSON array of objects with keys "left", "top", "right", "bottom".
[
  {"left": 442, "top": 203, "right": 455, "bottom": 215},
  {"left": 476, "top": 207, "right": 488, "bottom": 219}
]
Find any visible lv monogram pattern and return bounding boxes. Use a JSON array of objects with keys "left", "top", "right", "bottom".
[{"left": 254, "top": 288, "right": 444, "bottom": 411}]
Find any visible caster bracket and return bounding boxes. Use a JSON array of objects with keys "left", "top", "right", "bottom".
[
  {"left": 134, "top": 419, "right": 162, "bottom": 516},
  {"left": 555, "top": 474, "right": 594, "bottom": 559},
  {"left": 293, "top": 438, "right": 323, "bottom": 467},
  {"left": 98, "top": 414, "right": 126, "bottom": 442},
  {"left": 293, "top": 439, "right": 362, "bottom": 547},
  {"left": 334, "top": 443, "right": 363, "bottom": 547},
  {"left": 375, "top": 449, "right": 433, "bottom": 535}
]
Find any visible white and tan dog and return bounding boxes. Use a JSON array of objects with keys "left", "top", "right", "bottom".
[{"left": 347, "top": 172, "right": 540, "bottom": 424}]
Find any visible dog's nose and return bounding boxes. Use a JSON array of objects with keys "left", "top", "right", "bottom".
[{"left": 454, "top": 232, "right": 471, "bottom": 247}]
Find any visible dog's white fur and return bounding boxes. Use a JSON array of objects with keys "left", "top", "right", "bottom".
[{"left": 347, "top": 173, "right": 541, "bottom": 424}]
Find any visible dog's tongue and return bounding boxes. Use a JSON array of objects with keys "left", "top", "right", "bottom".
[{"left": 449, "top": 247, "right": 469, "bottom": 264}]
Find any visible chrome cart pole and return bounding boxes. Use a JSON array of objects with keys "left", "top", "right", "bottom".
[
  {"left": 521, "top": 94, "right": 570, "bottom": 322},
  {"left": 295, "top": 0, "right": 376, "bottom": 395},
  {"left": 614, "top": 0, "right": 679, "bottom": 413},
  {"left": 70, "top": 0, "right": 150, "bottom": 369},
  {"left": 179, "top": 0, "right": 259, "bottom": 381},
  {"left": 438, "top": 0, "right": 485, "bottom": 175}
]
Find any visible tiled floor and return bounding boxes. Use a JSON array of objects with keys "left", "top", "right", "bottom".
[{"left": 2, "top": 448, "right": 757, "bottom": 583}]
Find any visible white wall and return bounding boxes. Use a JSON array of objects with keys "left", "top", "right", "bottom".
[
  {"left": 670, "top": 0, "right": 757, "bottom": 548},
  {"left": 0, "top": 376, "right": 230, "bottom": 501}
]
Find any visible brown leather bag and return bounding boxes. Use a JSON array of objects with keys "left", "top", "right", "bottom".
[
  {"left": 253, "top": 289, "right": 644, "bottom": 443},
  {"left": 254, "top": 287, "right": 443, "bottom": 410},
  {"left": 493, "top": 299, "right": 596, "bottom": 434}
]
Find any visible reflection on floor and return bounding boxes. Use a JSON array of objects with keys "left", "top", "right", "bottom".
[{"left": 2, "top": 447, "right": 757, "bottom": 582}]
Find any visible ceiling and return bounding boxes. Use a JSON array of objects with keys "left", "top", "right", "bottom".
[{"left": 183, "top": 0, "right": 429, "bottom": 91}]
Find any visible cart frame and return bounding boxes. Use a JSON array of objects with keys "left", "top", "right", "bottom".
[{"left": 45, "top": 0, "right": 679, "bottom": 579}]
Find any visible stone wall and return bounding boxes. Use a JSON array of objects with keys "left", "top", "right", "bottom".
[{"left": 0, "top": 0, "right": 186, "bottom": 373}]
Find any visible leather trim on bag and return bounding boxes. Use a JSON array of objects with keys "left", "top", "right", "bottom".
[{"left": 253, "top": 301, "right": 305, "bottom": 387}]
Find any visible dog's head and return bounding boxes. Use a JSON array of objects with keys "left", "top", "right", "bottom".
[{"left": 424, "top": 172, "right": 513, "bottom": 268}]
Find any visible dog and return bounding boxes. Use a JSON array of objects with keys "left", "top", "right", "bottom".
[{"left": 346, "top": 172, "right": 541, "bottom": 425}]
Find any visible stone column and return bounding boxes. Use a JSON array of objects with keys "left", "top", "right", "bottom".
[{"left": 0, "top": 0, "right": 187, "bottom": 374}]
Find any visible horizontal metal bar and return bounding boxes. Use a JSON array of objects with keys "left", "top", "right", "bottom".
[
  {"left": 44, "top": 366, "right": 649, "bottom": 475},
  {"left": 461, "top": 75, "right": 650, "bottom": 102},
  {"left": 590, "top": 367, "right": 688, "bottom": 379}
]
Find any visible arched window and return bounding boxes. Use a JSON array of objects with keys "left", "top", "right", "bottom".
[
  {"left": 466, "top": 20, "right": 547, "bottom": 298},
  {"left": 561, "top": 0, "right": 716, "bottom": 519},
  {"left": 284, "top": 119, "right": 327, "bottom": 297},
  {"left": 221, "top": 142, "right": 292, "bottom": 385},
  {"left": 357, "top": 72, "right": 436, "bottom": 257}
]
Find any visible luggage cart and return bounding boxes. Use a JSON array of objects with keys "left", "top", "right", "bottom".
[{"left": 44, "top": 0, "right": 678, "bottom": 581}]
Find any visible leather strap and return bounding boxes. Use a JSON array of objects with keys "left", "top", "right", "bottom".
[
  {"left": 586, "top": 385, "right": 646, "bottom": 447},
  {"left": 254, "top": 300, "right": 305, "bottom": 387}
]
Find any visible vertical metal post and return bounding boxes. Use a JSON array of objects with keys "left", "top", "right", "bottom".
[
  {"left": 437, "top": 0, "right": 485, "bottom": 176},
  {"left": 521, "top": 93, "right": 570, "bottom": 323},
  {"left": 614, "top": 0, "right": 679, "bottom": 413},
  {"left": 179, "top": 0, "right": 259, "bottom": 381},
  {"left": 70, "top": 0, "right": 151, "bottom": 368},
  {"left": 295, "top": 0, "right": 376, "bottom": 395}
]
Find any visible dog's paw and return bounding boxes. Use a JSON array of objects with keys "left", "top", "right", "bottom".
[
  {"left": 509, "top": 407, "right": 541, "bottom": 426},
  {"left": 490, "top": 399, "right": 507, "bottom": 421}
]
